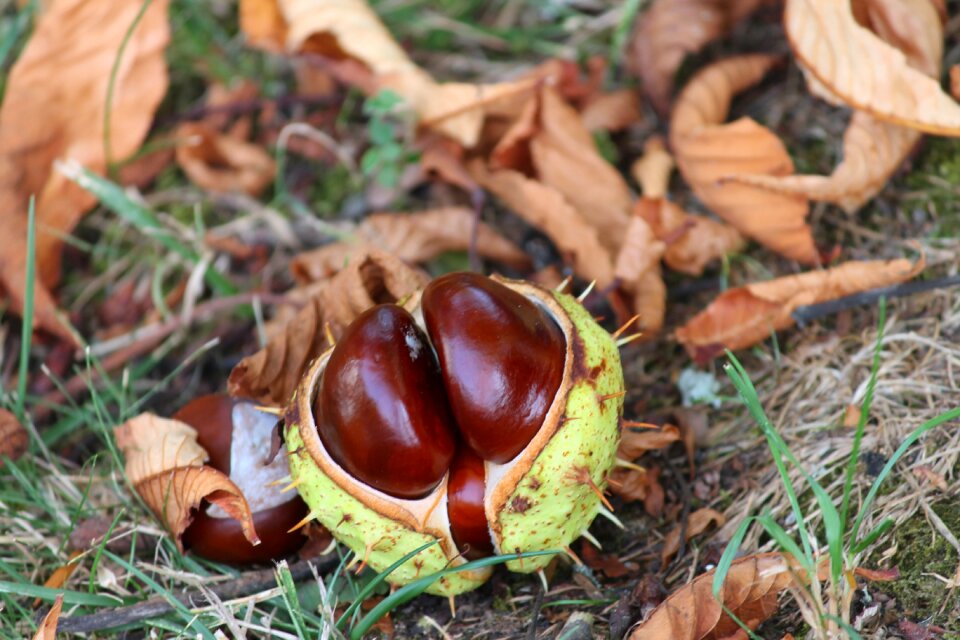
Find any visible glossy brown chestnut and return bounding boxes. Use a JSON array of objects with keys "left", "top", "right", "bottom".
[
  {"left": 315, "top": 304, "right": 458, "bottom": 499},
  {"left": 447, "top": 446, "right": 494, "bottom": 559},
  {"left": 422, "top": 273, "right": 566, "bottom": 463},
  {"left": 174, "top": 395, "right": 309, "bottom": 565}
]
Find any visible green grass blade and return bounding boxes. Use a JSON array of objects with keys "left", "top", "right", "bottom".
[
  {"left": 713, "top": 517, "right": 754, "bottom": 599},
  {"left": 852, "top": 404, "right": 960, "bottom": 543},
  {"left": 350, "top": 550, "right": 558, "bottom": 640},
  {"left": 0, "top": 581, "right": 122, "bottom": 607},
  {"left": 15, "top": 196, "right": 37, "bottom": 423},
  {"left": 58, "top": 163, "right": 235, "bottom": 295},
  {"left": 335, "top": 539, "right": 438, "bottom": 631},
  {"left": 851, "top": 518, "right": 893, "bottom": 556},
  {"left": 275, "top": 561, "right": 309, "bottom": 639},
  {"left": 756, "top": 513, "right": 813, "bottom": 573},
  {"left": 840, "top": 299, "right": 887, "bottom": 530}
]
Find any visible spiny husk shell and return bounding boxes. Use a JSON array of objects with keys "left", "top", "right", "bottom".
[{"left": 285, "top": 278, "right": 623, "bottom": 595}]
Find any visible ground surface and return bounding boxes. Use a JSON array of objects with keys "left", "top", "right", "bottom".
[{"left": 1, "top": 0, "right": 960, "bottom": 638}]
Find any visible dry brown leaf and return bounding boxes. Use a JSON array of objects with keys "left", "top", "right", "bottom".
[
  {"left": 175, "top": 122, "right": 276, "bottom": 196},
  {"left": 632, "top": 136, "right": 675, "bottom": 199},
  {"left": 0, "top": 408, "right": 28, "bottom": 466},
  {"left": 628, "top": 0, "right": 774, "bottom": 114},
  {"left": 470, "top": 161, "right": 616, "bottom": 288},
  {"left": 660, "top": 508, "right": 726, "bottom": 566},
  {"left": 629, "top": 552, "right": 797, "bottom": 639},
  {"left": 725, "top": 0, "right": 940, "bottom": 212},
  {"left": 228, "top": 250, "right": 428, "bottom": 405},
  {"left": 609, "top": 464, "right": 665, "bottom": 516},
  {"left": 786, "top": 0, "right": 960, "bottom": 136},
  {"left": 671, "top": 54, "right": 819, "bottom": 265},
  {"left": 528, "top": 87, "right": 632, "bottom": 253},
  {"left": 675, "top": 257, "right": 923, "bottom": 362},
  {"left": 636, "top": 198, "right": 745, "bottom": 276},
  {"left": 580, "top": 539, "right": 638, "bottom": 578},
  {"left": 580, "top": 89, "right": 642, "bottom": 133},
  {"left": 618, "top": 423, "right": 682, "bottom": 460},
  {"left": 114, "top": 413, "right": 259, "bottom": 551},
  {"left": 290, "top": 207, "right": 529, "bottom": 281},
  {"left": 624, "top": 266, "right": 668, "bottom": 335},
  {"left": 0, "top": 0, "right": 169, "bottom": 341},
  {"left": 33, "top": 595, "right": 62, "bottom": 640},
  {"left": 243, "top": 0, "right": 534, "bottom": 147},
  {"left": 614, "top": 215, "right": 665, "bottom": 287}
]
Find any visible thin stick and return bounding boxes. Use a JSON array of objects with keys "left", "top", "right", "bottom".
[
  {"left": 791, "top": 274, "right": 960, "bottom": 326},
  {"left": 55, "top": 555, "right": 340, "bottom": 633}
]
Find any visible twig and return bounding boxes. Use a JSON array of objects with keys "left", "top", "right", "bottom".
[
  {"left": 526, "top": 584, "right": 545, "bottom": 640},
  {"left": 791, "top": 274, "right": 960, "bottom": 326},
  {"left": 33, "top": 292, "right": 297, "bottom": 421},
  {"left": 56, "top": 555, "right": 339, "bottom": 633}
]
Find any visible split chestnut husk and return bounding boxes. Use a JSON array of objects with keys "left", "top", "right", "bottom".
[{"left": 285, "top": 275, "right": 624, "bottom": 595}]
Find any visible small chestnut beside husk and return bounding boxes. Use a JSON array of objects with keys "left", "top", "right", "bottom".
[{"left": 285, "top": 277, "right": 624, "bottom": 595}]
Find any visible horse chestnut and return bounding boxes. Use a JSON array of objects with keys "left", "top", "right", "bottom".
[
  {"left": 176, "top": 395, "right": 309, "bottom": 564},
  {"left": 286, "top": 274, "right": 624, "bottom": 595}
]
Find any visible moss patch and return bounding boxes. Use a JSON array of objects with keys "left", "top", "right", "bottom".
[
  {"left": 879, "top": 500, "right": 960, "bottom": 631},
  {"left": 903, "top": 137, "right": 960, "bottom": 238}
]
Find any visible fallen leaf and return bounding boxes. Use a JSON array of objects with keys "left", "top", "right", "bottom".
[
  {"left": 842, "top": 403, "right": 862, "bottom": 428},
  {"left": 670, "top": 54, "right": 819, "bottom": 264},
  {"left": 912, "top": 465, "right": 948, "bottom": 492},
  {"left": 628, "top": 0, "right": 773, "bottom": 114},
  {"left": 853, "top": 566, "right": 900, "bottom": 582},
  {"left": 628, "top": 552, "right": 797, "bottom": 639},
  {"left": 580, "top": 539, "right": 638, "bottom": 578},
  {"left": 660, "top": 508, "right": 726, "bottom": 565},
  {"left": 580, "top": 89, "right": 642, "bottom": 133},
  {"left": 494, "top": 86, "right": 632, "bottom": 253},
  {"left": 228, "top": 250, "right": 428, "bottom": 405},
  {"left": 0, "top": 0, "right": 169, "bottom": 341},
  {"left": 618, "top": 423, "right": 682, "bottom": 460},
  {"left": 623, "top": 267, "right": 668, "bottom": 335},
  {"left": 175, "top": 122, "right": 276, "bottom": 196},
  {"left": 470, "top": 161, "right": 616, "bottom": 288},
  {"left": 675, "top": 257, "right": 923, "bottom": 362},
  {"left": 614, "top": 214, "right": 665, "bottom": 288},
  {"left": 32, "top": 595, "right": 62, "bottom": 640},
  {"left": 951, "top": 65, "right": 960, "bottom": 102},
  {"left": 0, "top": 408, "right": 28, "bottom": 466},
  {"left": 114, "top": 413, "right": 259, "bottom": 551},
  {"left": 34, "top": 551, "right": 82, "bottom": 607},
  {"left": 290, "top": 207, "right": 529, "bottom": 281},
  {"left": 643, "top": 199, "right": 746, "bottom": 276},
  {"left": 631, "top": 136, "right": 674, "bottom": 199},
  {"left": 243, "top": 0, "right": 534, "bottom": 147},
  {"left": 609, "top": 464, "right": 666, "bottom": 516},
  {"left": 724, "top": 0, "right": 940, "bottom": 212},
  {"left": 785, "top": 0, "right": 960, "bottom": 136}
]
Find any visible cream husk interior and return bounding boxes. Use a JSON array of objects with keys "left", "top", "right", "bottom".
[{"left": 285, "top": 278, "right": 623, "bottom": 595}]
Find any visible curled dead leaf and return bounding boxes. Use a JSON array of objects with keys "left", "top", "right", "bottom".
[
  {"left": 785, "top": 0, "right": 960, "bottom": 136},
  {"left": 290, "top": 207, "right": 529, "bottom": 282},
  {"left": 660, "top": 508, "right": 726, "bottom": 566},
  {"left": 114, "top": 413, "right": 259, "bottom": 551},
  {"left": 609, "top": 464, "right": 665, "bottom": 516},
  {"left": 175, "top": 122, "right": 276, "bottom": 196},
  {"left": 636, "top": 198, "right": 745, "bottom": 277},
  {"left": 725, "top": 0, "right": 940, "bottom": 212},
  {"left": 35, "top": 551, "right": 83, "bottom": 607},
  {"left": 629, "top": 552, "right": 797, "bottom": 639},
  {"left": 628, "top": 0, "right": 773, "bottom": 114},
  {"left": 614, "top": 215, "right": 665, "bottom": 289},
  {"left": 580, "top": 89, "right": 642, "bottom": 133},
  {"left": 632, "top": 136, "right": 674, "bottom": 199},
  {"left": 33, "top": 595, "right": 62, "bottom": 640},
  {"left": 0, "top": 0, "right": 169, "bottom": 341},
  {"left": 618, "top": 423, "right": 682, "bottom": 460},
  {"left": 0, "top": 408, "right": 28, "bottom": 466},
  {"left": 671, "top": 54, "right": 819, "bottom": 264},
  {"left": 675, "top": 257, "right": 923, "bottom": 362},
  {"left": 229, "top": 250, "right": 428, "bottom": 405},
  {"left": 470, "top": 161, "right": 616, "bottom": 288}
]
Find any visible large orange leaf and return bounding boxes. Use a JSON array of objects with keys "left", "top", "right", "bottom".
[
  {"left": 0, "top": 0, "right": 169, "bottom": 342},
  {"left": 289, "top": 207, "right": 529, "bottom": 282},
  {"left": 675, "top": 257, "right": 923, "bottom": 362},
  {"left": 628, "top": 553, "right": 798, "bottom": 639},
  {"left": 785, "top": 0, "right": 960, "bottom": 136},
  {"left": 628, "top": 0, "right": 773, "bottom": 114},
  {"left": 670, "top": 55, "right": 818, "bottom": 265},
  {"left": 240, "top": 0, "right": 534, "bottom": 147},
  {"left": 114, "top": 413, "right": 259, "bottom": 551},
  {"left": 228, "top": 250, "right": 428, "bottom": 405},
  {"left": 724, "top": 0, "right": 940, "bottom": 212}
]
